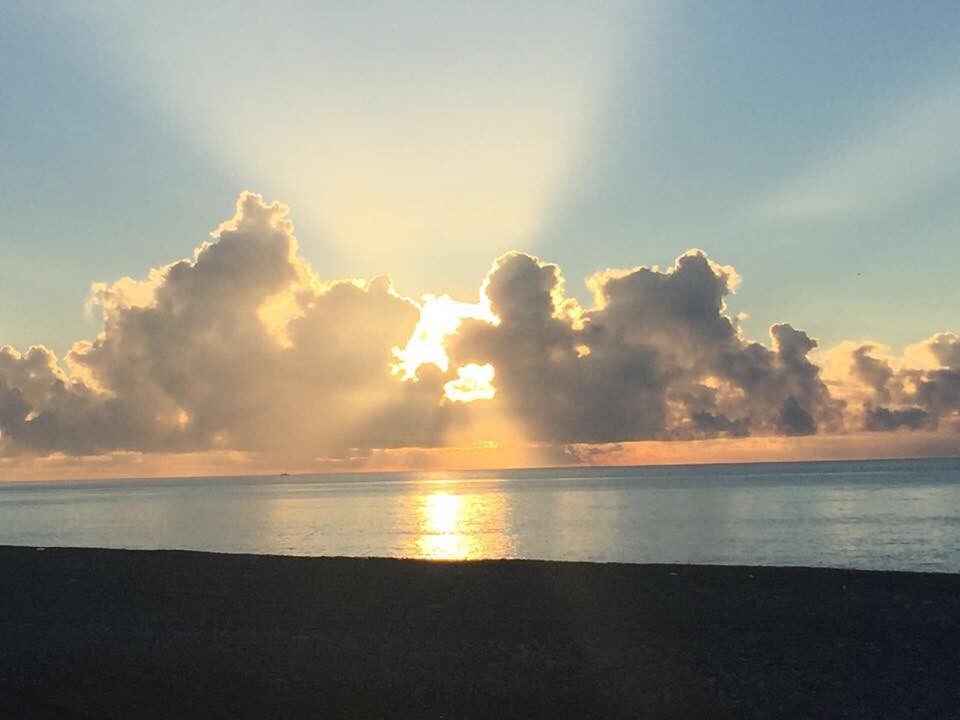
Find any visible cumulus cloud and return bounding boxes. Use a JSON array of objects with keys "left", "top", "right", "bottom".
[
  {"left": 2, "top": 193, "right": 450, "bottom": 460},
  {"left": 823, "top": 333, "right": 960, "bottom": 433},
  {"left": 448, "top": 250, "right": 844, "bottom": 443},
  {"left": 1, "top": 192, "right": 958, "bottom": 470}
]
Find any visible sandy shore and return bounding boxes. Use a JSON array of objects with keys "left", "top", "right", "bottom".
[{"left": 1, "top": 546, "right": 958, "bottom": 719}]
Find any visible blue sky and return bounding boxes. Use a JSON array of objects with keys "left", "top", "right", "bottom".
[{"left": 2, "top": 0, "right": 959, "bottom": 356}]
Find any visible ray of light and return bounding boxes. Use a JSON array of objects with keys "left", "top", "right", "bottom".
[{"left": 71, "top": 1, "right": 635, "bottom": 295}]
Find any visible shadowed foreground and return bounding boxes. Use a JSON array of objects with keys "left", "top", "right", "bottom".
[{"left": 1, "top": 547, "right": 959, "bottom": 719}]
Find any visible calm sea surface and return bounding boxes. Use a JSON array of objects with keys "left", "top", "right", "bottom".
[{"left": 2, "top": 458, "right": 959, "bottom": 571}]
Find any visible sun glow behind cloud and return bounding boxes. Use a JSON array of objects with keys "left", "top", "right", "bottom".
[
  {"left": 391, "top": 294, "right": 497, "bottom": 379},
  {"left": 391, "top": 292, "right": 499, "bottom": 403},
  {"left": 443, "top": 363, "right": 496, "bottom": 403}
]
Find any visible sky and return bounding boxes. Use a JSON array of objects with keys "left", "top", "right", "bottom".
[{"left": 1, "top": 1, "right": 959, "bottom": 478}]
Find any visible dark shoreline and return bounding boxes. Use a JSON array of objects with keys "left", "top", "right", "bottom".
[{"left": 2, "top": 547, "right": 959, "bottom": 719}]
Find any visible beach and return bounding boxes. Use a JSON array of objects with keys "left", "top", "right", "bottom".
[{"left": 1, "top": 546, "right": 958, "bottom": 719}]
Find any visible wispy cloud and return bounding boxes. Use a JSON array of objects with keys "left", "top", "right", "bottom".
[{"left": 755, "top": 82, "right": 960, "bottom": 220}]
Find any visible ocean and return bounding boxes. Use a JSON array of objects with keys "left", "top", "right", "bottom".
[{"left": 2, "top": 458, "right": 959, "bottom": 572}]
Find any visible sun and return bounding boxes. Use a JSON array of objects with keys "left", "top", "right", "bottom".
[
  {"left": 443, "top": 363, "right": 496, "bottom": 403},
  {"left": 392, "top": 294, "right": 499, "bottom": 402}
]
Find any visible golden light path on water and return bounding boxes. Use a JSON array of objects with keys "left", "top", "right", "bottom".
[{"left": 409, "top": 481, "right": 514, "bottom": 560}]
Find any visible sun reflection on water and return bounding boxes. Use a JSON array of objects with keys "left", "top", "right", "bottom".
[{"left": 412, "top": 484, "right": 514, "bottom": 560}]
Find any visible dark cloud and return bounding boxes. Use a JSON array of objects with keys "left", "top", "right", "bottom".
[
  {"left": 839, "top": 334, "right": 960, "bottom": 432},
  {"left": 450, "top": 250, "right": 844, "bottom": 444},
  {"left": 864, "top": 406, "right": 933, "bottom": 431},
  {"left": 851, "top": 344, "right": 895, "bottom": 403}
]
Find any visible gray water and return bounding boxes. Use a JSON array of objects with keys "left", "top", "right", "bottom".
[{"left": 1, "top": 458, "right": 959, "bottom": 571}]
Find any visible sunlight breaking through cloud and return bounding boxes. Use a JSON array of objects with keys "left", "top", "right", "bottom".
[
  {"left": 443, "top": 364, "right": 497, "bottom": 403},
  {"left": 1, "top": 192, "right": 959, "bottom": 474},
  {"left": 391, "top": 295, "right": 497, "bottom": 380}
]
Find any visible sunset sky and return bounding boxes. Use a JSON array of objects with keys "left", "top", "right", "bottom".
[{"left": 2, "top": 1, "right": 960, "bottom": 479}]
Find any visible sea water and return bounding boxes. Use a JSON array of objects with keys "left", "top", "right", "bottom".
[{"left": 1, "top": 458, "right": 959, "bottom": 571}]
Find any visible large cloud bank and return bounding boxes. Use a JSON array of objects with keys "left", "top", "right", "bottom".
[
  {"left": 1, "top": 193, "right": 958, "bottom": 465},
  {"left": 2, "top": 195, "right": 449, "bottom": 460}
]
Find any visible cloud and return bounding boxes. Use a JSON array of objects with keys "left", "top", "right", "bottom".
[
  {"left": 3, "top": 193, "right": 450, "bottom": 460},
  {"left": 1, "top": 192, "right": 958, "bottom": 472},
  {"left": 0, "top": 344, "right": 148, "bottom": 455},
  {"left": 824, "top": 333, "right": 960, "bottom": 432},
  {"left": 449, "top": 250, "right": 843, "bottom": 443},
  {"left": 864, "top": 406, "right": 932, "bottom": 432}
]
